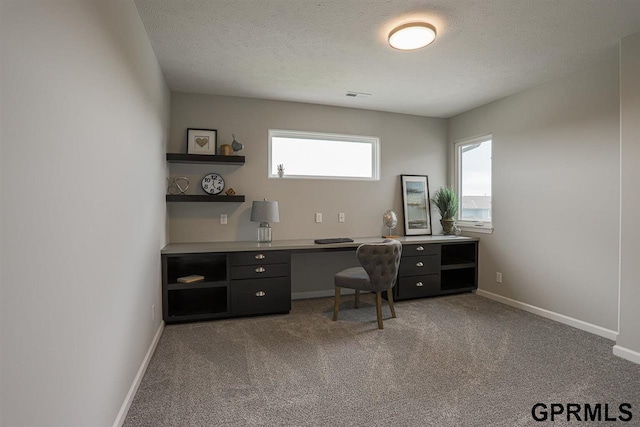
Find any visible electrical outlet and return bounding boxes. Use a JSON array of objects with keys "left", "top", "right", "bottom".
[
  {"left": 315, "top": 213, "right": 322, "bottom": 223},
  {"left": 152, "top": 304, "right": 155, "bottom": 321},
  {"left": 496, "top": 272, "right": 503, "bottom": 283},
  {"left": 339, "top": 213, "right": 345, "bottom": 223},
  {"left": 220, "top": 213, "right": 228, "bottom": 225}
]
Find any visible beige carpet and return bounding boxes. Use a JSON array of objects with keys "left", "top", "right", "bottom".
[{"left": 124, "top": 293, "right": 640, "bottom": 426}]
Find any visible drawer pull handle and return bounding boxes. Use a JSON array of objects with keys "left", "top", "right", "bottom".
[
  {"left": 255, "top": 291, "right": 266, "bottom": 297},
  {"left": 255, "top": 267, "right": 266, "bottom": 273},
  {"left": 416, "top": 281, "right": 424, "bottom": 287},
  {"left": 416, "top": 246, "right": 424, "bottom": 251},
  {"left": 255, "top": 254, "right": 266, "bottom": 260},
  {"left": 416, "top": 262, "right": 424, "bottom": 267}
]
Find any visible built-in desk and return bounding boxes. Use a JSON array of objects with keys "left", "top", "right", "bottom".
[{"left": 161, "top": 236, "right": 478, "bottom": 323}]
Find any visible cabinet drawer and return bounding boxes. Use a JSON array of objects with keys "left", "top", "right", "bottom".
[
  {"left": 399, "top": 254, "right": 439, "bottom": 277},
  {"left": 231, "top": 278, "right": 291, "bottom": 316},
  {"left": 402, "top": 243, "right": 441, "bottom": 257},
  {"left": 398, "top": 274, "right": 440, "bottom": 299},
  {"left": 231, "top": 263, "right": 290, "bottom": 280},
  {"left": 230, "top": 251, "right": 289, "bottom": 266}
]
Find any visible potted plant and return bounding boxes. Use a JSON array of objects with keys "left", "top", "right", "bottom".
[{"left": 431, "top": 186, "right": 459, "bottom": 235}]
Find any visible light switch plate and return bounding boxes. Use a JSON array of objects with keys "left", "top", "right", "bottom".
[
  {"left": 220, "top": 214, "right": 228, "bottom": 225},
  {"left": 315, "top": 213, "right": 322, "bottom": 223},
  {"left": 339, "top": 213, "right": 345, "bottom": 223}
]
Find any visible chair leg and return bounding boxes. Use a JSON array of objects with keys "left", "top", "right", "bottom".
[
  {"left": 332, "top": 286, "right": 341, "bottom": 321},
  {"left": 375, "top": 292, "right": 384, "bottom": 329},
  {"left": 354, "top": 289, "right": 360, "bottom": 308},
  {"left": 387, "top": 287, "right": 397, "bottom": 318}
]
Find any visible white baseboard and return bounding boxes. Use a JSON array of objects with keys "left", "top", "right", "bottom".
[
  {"left": 113, "top": 322, "right": 165, "bottom": 427},
  {"left": 475, "top": 289, "right": 618, "bottom": 341},
  {"left": 613, "top": 345, "right": 640, "bottom": 365}
]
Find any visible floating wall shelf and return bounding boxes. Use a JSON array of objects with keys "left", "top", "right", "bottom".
[
  {"left": 166, "top": 195, "right": 245, "bottom": 203},
  {"left": 166, "top": 153, "right": 245, "bottom": 165}
]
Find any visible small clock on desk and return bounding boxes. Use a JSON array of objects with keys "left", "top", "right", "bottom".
[{"left": 201, "top": 173, "right": 225, "bottom": 195}]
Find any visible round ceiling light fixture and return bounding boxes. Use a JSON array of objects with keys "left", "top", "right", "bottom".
[{"left": 388, "top": 22, "right": 437, "bottom": 50}]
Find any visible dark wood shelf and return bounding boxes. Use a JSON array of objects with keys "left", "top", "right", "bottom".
[
  {"left": 166, "top": 153, "right": 245, "bottom": 164},
  {"left": 439, "top": 286, "right": 476, "bottom": 295},
  {"left": 441, "top": 262, "right": 476, "bottom": 270},
  {"left": 166, "top": 194, "right": 245, "bottom": 203},
  {"left": 167, "top": 312, "right": 230, "bottom": 323},
  {"left": 167, "top": 280, "right": 228, "bottom": 291}
]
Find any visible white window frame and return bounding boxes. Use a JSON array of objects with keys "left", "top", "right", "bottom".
[
  {"left": 268, "top": 129, "right": 380, "bottom": 181},
  {"left": 453, "top": 134, "right": 493, "bottom": 234}
]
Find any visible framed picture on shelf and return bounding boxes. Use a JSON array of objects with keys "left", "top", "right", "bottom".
[
  {"left": 401, "top": 175, "right": 432, "bottom": 236},
  {"left": 187, "top": 128, "right": 217, "bottom": 155}
]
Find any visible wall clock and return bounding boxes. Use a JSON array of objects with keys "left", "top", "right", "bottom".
[{"left": 201, "top": 173, "right": 225, "bottom": 195}]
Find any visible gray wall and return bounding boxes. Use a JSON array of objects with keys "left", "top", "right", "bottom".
[
  {"left": 168, "top": 94, "right": 448, "bottom": 297},
  {"left": 169, "top": 93, "right": 448, "bottom": 241},
  {"left": 0, "top": 1, "right": 169, "bottom": 425},
  {"left": 448, "top": 55, "right": 620, "bottom": 332},
  {"left": 618, "top": 31, "right": 640, "bottom": 354}
]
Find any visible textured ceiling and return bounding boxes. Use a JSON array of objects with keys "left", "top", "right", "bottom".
[{"left": 134, "top": 0, "right": 640, "bottom": 118}]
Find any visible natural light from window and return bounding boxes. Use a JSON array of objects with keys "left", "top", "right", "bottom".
[
  {"left": 269, "top": 130, "right": 379, "bottom": 180},
  {"left": 457, "top": 137, "right": 492, "bottom": 224}
]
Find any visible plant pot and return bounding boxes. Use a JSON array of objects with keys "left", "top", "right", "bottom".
[{"left": 440, "top": 218, "right": 456, "bottom": 235}]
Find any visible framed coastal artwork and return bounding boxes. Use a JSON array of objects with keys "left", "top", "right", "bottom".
[{"left": 401, "top": 175, "right": 432, "bottom": 236}]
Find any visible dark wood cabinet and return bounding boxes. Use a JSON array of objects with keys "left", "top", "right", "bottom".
[
  {"left": 162, "top": 249, "right": 291, "bottom": 323},
  {"left": 161, "top": 237, "right": 478, "bottom": 323},
  {"left": 397, "top": 274, "right": 440, "bottom": 299},
  {"left": 231, "top": 277, "right": 291, "bottom": 316},
  {"left": 229, "top": 249, "right": 291, "bottom": 317},
  {"left": 162, "top": 253, "right": 231, "bottom": 322},
  {"left": 393, "top": 240, "right": 478, "bottom": 301}
]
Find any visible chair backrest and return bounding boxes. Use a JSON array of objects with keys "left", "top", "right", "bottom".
[{"left": 356, "top": 239, "right": 402, "bottom": 292}]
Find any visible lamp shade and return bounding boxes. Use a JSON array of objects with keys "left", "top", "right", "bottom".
[{"left": 250, "top": 200, "right": 279, "bottom": 223}]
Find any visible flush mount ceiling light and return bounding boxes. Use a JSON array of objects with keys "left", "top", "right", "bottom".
[{"left": 388, "top": 23, "right": 437, "bottom": 50}]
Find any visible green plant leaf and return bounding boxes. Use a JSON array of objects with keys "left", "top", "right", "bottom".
[{"left": 431, "top": 186, "right": 459, "bottom": 219}]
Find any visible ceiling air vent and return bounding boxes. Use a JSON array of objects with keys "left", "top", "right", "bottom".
[{"left": 345, "top": 91, "right": 372, "bottom": 98}]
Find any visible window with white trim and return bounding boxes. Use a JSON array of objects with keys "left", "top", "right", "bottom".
[
  {"left": 268, "top": 130, "right": 380, "bottom": 180},
  {"left": 454, "top": 135, "right": 492, "bottom": 231}
]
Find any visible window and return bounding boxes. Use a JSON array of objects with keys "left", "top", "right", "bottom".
[
  {"left": 268, "top": 130, "right": 380, "bottom": 180},
  {"left": 454, "top": 135, "right": 492, "bottom": 232}
]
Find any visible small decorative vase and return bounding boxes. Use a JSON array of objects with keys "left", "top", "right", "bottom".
[{"left": 441, "top": 218, "right": 456, "bottom": 235}]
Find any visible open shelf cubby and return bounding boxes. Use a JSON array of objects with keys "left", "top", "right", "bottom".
[
  {"left": 167, "top": 287, "right": 228, "bottom": 318},
  {"left": 166, "top": 253, "right": 227, "bottom": 285},
  {"left": 441, "top": 243, "right": 477, "bottom": 266},
  {"left": 441, "top": 267, "right": 476, "bottom": 292}
]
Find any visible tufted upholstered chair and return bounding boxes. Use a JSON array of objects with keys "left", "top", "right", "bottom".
[{"left": 333, "top": 239, "right": 402, "bottom": 329}]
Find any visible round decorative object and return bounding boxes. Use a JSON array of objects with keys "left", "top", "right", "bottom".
[
  {"left": 383, "top": 210, "right": 398, "bottom": 230},
  {"left": 201, "top": 173, "right": 225, "bottom": 195}
]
